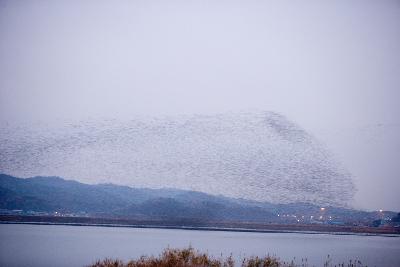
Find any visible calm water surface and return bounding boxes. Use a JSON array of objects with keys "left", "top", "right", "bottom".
[{"left": 0, "top": 224, "right": 399, "bottom": 267}]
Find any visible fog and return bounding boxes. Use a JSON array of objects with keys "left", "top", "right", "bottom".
[{"left": 0, "top": 0, "right": 399, "bottom": 210}]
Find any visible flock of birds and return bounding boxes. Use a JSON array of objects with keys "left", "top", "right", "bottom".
[{"left": 0, "top": 111, "right": 355, "bottom": 207}]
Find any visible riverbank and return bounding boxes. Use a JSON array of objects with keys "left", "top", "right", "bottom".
[{"left": 1, "top": 215, "right": 399, "bottom": 236}]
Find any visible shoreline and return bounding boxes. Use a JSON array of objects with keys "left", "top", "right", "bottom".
[{"left": 1, "top": 218, "right": 399, "bottom": 237}]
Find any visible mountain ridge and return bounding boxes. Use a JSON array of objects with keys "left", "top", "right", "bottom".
[{"left": 0, "top": 174, "right": 393, "bottom": 225}]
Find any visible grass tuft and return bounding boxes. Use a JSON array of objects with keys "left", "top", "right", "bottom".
[{"left": 87, "top": 247, "right": 366, "bottom": 267}]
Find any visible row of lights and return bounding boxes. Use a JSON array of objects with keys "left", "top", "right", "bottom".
[
  {"left": 277, "top": 208, "right": 386, "bottom": 223},
  {"left": 278, "top": 207, "right": 336, "bottom": 222}
]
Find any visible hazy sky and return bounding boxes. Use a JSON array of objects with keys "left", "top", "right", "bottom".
[{"left": 0, "top": 0, "right": 399, "bottom": 210}]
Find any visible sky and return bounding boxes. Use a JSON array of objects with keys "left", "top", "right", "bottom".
[{"left": 0, "top": 0, "right": 399, "bottom": 211}]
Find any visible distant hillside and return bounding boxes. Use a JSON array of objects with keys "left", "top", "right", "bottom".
[
  {"left": 0, "top": 111, "right": 354, "bottom": 207},
  {"left": 0, "top": 174, "right": 276, "bottom": 222},
  {"left": 0, "top": 174, "right": 393, "bottom": 224}
]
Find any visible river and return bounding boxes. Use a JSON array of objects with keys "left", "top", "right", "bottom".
[{"left": 0, "top": 224, "right": 399, "bottom": 267}]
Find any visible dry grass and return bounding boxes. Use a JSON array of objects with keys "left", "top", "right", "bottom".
[
  {"left": 87, "top": 247, "right": 366, "bottom": 267},
  {"left": 88, "top": 247, "right": 279, "bottom": 267}
]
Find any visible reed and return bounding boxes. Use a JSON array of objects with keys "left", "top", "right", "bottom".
[{"left": 87, "top": 247, "right": 366, "bottom": 267}]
